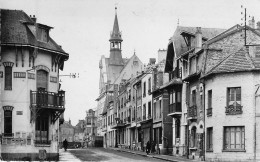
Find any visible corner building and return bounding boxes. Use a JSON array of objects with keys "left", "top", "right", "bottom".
[{"left": 0, "top": 10, "right": 69, "bottom": 160}]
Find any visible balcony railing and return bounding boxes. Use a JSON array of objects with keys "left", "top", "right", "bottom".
[
  {"left": 169, "top": 103, "right": 182, "bottom": 115},
  {"left": 34, "top": 140, "right": 51, "bottom": 145},
  {"left": 137, "top": 117, "right": 141, "bottom": 122},
  {"left": 207, "top": 108, "right": 212, "bottom": 116},
  {"left": 132, "top": 117, "right": 135, "bottom": 122},
  {"left": 30, "top": 90, "right": 65, "bottom": 109},
  {"left": 147, "top": 114, "right": 152, "bottom": 119},
  {"left": 188, "top": 105, "right": 197, "bottom": 118},
  {"left": 225, "top": 105, "right": 243, "bottom": 115}
]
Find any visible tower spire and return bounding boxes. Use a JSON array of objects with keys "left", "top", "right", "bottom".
[{"left": 110, "top": 7, "right": 122, "bottom": 41}]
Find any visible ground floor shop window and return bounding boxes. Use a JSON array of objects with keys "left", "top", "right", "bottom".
[
  {"left": 223, "top": 126, "right": 245, "bottom": 151},
  {"left": 207, "top": 127, "right": 213, "bottom": 151},
  {"left": 36, "top": 113, "right": 49, "bottom": 144}
]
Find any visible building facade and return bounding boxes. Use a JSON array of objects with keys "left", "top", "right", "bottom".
[{"left": 0, "top": 10, "right": 68, "bottom": 161}]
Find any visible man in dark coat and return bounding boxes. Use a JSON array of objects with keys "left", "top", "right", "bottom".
[
  {"left": 63, "top": 139, "right": 68, "bottom": 151},
  {"left": 146, "top": 141, "right": 151, "bottom": 155}
]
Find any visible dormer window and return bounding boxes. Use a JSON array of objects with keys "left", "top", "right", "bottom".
[{"left": 37, "top": 28, "right": 48, "bottom": 42}]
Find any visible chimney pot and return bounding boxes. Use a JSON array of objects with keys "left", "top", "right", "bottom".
[{"left": 257, "top": 21, "right": 260, "bottom": 30}]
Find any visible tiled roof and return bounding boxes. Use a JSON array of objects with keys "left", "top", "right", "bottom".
[
  {"left": 205, "top": 48, "right": 255, "bottom": 76},
  {"left": 172, "top": 26, "right": 226, "bottom": 57},
  {"left": 1, "top": 9, "right": 68, "bottom": 55}
]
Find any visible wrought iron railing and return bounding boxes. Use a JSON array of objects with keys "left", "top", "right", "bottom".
[
  {"left": 30, "top": 90, "right": 65, "bottom": 109},
  {"left": 225, "top": 105, "right": 242, "bottom": 115},
  {"left": 169, "top": 103, "right": 182, "bottom": 114},
  {"left": 188, "top": 105, "right": 197, "bottom": 118}
]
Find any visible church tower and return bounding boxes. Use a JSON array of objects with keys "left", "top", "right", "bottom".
[{"left": 109, "top": 7, "right": 124, "bottom": 65}]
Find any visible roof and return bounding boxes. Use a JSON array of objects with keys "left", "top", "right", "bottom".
[
  {"left": 203, "top": 47, "right": 256, "bottom": 77},
  {"left": 1, "top": 9, "right": 68, "bottom": 56},
  {"left": 172, "top": 26, "right": 226, "bottom": 58},
  {"left": 110, "top": 10, "right": 122, "bottom": 41}
]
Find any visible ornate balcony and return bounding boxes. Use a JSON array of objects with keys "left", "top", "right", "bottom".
[
  {"left": 188, "top": 105, "right": 197, "bottom": 120},
  {"left": 168, "top": 103, "right": 182, "bottom": 118},
  {"left": 207, "top": 108, "right": 212, "bottom": 116},
  {"left": 225, "top": 105, "right": 243, "bottom": 115},
  {"left": 30, "top": 90, "right": 65, "bottom": 123},
  {"left": 34, "top": 140, "right": 51, "bottom": 145},
  {"left": 111, "top": 119, "right": 125, "bottom": 129}
]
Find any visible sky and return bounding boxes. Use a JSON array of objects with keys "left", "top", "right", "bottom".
[{"left": 0, "top": 0, "right": 260, "bottom": 125}]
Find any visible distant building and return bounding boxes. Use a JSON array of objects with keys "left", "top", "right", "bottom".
[
  {"left": 96, "top": 8, "right": 143, "bottom": 148},
  {"left": 84, "top": 109, "right": 97, "bottom": 147},
  {"left": 59, "top": 120, "right": 74, "bottom": 143},
  {"left": 0, "top": 9, "right": 69, "bottom": 161}
]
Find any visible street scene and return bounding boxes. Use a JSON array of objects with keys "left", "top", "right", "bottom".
[{"left": 1, "top": 0, "right": 260, "bottom": 161}]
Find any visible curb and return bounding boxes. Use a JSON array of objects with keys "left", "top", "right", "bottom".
[{"left": 112, "top": 148, "right": 180, "bottom": 162}]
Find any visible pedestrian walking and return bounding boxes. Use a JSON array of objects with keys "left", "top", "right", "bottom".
[
  {"left": 146, "top": 141, "right": 151, "bottom": 155},
  {"left": 63, "top": 139, "right": 68, "bottom": 151}
]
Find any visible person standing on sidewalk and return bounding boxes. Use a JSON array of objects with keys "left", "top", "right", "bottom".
[
  {"left": 63, "top": 139, "right": 68, "bottom": 151},
  {"left": 146, "top": 141, "right": 151, "bottom": 155}
]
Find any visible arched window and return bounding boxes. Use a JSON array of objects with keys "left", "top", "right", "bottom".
[
  {"left": 3, "top": 62, "right": 14, "bottom": 90},
  {"left": 37, "top": 70, "right": 48, "bottom": 90}
]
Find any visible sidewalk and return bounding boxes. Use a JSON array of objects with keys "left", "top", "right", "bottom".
[
  {"left": 59, "top": 149, "right": 81, "bottom": 161},
  {"left": 108, "top": 147, "right": 200, "bottom": 162}
]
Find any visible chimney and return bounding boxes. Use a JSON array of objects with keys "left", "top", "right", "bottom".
[
  {"left": 195, "top": 27, "right": 202, "bottom": 53},
  {"left": 248, "top": 16, "right": 255, "bottom": 28},
  {"left": 257, "top": 21, "right": 260, "bottom": 30},
  {"left": 31, "top": 15, "right": 37, "bottom": 23}
]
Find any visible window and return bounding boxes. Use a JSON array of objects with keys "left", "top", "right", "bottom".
[
  {"left": 4, "top": 65, "right": 13, "bottom": 90},
  {"left": 177, "top": 92, "right": 181, "bottom": 103},
  {"left": 208, "top": 90, "right": 212, "bottom": 108},
  {"left": 190, "top": 126, "right": 196, "bottom": 148},
  {"left": 192, "top": 90, "right": 196, "bottom": 106},
  {"left": 148, "top": 102, "right": 151, "bottom": 118},
  {"left": 35, "top": 113, "right": 49, "bottom": 144},
  {"left": 143, "top": 81, "right": 146, "bottom": 97},
  {"left": 207, "top": 127, "right": 213, "bottom": 151},
  {"left": 37, "top": 70, "right": 48, "bottom": 90},
  {"left": 169, "top": 92, "right": 173, "bottom": 104},
  {"left": 227, "top": 87, "right": 241, "bottom": 107},
  {"left": 4, "top": 110, "right": 12, "bottom": 136},
  {"left": 224, "top": 126, "right": 245, "bottom": 150},
  {"left": 143, "top": 104, "right": 146, "bottom": 119},
  {"left": 173, "top": 92, "right": 176, "bottom": 103},
  {"left": 154, "top": 102, "right": 156, "bottom": 119},
  {"left": 159, "top": 100, "right": 162, "bottom": 118},
  {"left": 175, "top": 119, "right": 180, "bottom": 139},
  {"left": 148, "top": 78, "right": 151, "bottom": 93}
]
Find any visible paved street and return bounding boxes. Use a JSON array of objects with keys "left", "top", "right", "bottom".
[{"left": 66, "top": 148, "right": 166, "bottom": 162}]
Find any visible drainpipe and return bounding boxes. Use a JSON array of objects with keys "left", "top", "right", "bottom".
[
  {"left": 254, "top": 84, "right": 259, "bottom": 160},
  {"left": 203, "top": 82, "right": 206, "bottom": 161}
]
